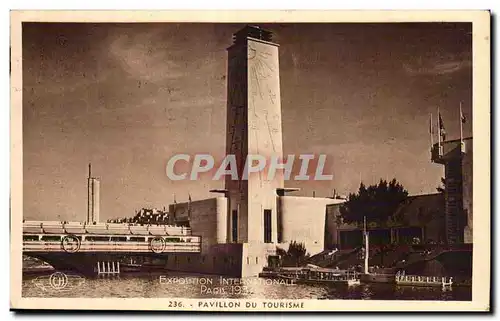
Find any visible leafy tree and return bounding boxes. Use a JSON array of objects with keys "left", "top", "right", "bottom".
[
  {"left": 339, "top": 178, "right": 408, "bottom": 225},
  {"left": 276, "top": 241, "right": 310, "bottom": 267}
]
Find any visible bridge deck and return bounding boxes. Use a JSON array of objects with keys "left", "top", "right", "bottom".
[
  {"left": 23, "top": 240, "right": 201, "bottom": 253},
  {"left": 23, "top": 221, "right": 201, "bottom": 254}
]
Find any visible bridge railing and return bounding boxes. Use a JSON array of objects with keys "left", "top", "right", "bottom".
[
  {"left": 23, "top": 221, "right": 192, "bottom": 236},
  {"left": 23, "top": 239, "right": 201, "bottom": 253}
]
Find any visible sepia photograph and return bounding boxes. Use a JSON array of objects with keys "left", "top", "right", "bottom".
[{"left": 10, "top": 10, "right": 490, "bottom": 311}]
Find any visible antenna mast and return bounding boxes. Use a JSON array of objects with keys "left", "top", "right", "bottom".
[{"left": 364, "top": 216, "right": 369, "bottom": 274}]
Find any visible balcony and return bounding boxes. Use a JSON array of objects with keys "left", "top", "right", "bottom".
[{"left": 431, "top": 137, "right": 472, "bottom": 164}]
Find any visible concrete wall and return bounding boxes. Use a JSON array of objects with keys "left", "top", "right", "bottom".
[
  {"left": 169, "top": 198, "right": 227, "bottom": 252},
  {"left": 225, "top": 41, "right": 249, "bottom": 244},
  {"left": 164, "top": 243, "right": 244, "bottom": 277},
  {"left": 246, "top": 38, "right": 284, "bottom": 245},
  {"left": 163, "top": 243, "right": 276, "bottom": 278},
  {"left": 279, "top": 196, "right": 344, "bottom": 255},
  {"left": 241, "top": 242, "right": 277, "bottom": 277},
  {"left": 325, "top": 203, "right": 342, "bottom": 249},
  {"left": 164, "top": 243, "right": 278, "bottom": 277}
]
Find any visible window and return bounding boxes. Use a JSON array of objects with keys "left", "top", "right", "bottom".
[
  {"left": 264, "top": 209, "right": 272, "bottom": 243},
  {"left": 23, "top": 235, "right": 39, "bottom": 241},
  {"left": 41, "top": 235, "right": 62, "bottom": 242},
  {"left": 232, "top": 209, "right": 238, "bottom": 242},
  {"left": 86, "top": 236, "right": 109, "bottom": 242}
]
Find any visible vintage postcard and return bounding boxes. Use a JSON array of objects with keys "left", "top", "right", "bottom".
[{"left": 10, "top": 10, "right": 490, "bottom": 311}]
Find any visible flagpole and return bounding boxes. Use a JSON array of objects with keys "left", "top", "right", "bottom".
[
  {"left": 172, "top": 193, "right": 177, "bottom": 224},
  {"left": 460, "top": 102, "right": 466, "bottom": 153},
  {"left": 430, "top": 113, "right": 434, "bottom": 147},
  {"left": 437, "top": 107, "right": 441, "bottom": 149},
  {"left": 460, "top": 102, "right": 464, "bottom": 143},
  {"left": 364, "top": 216, "right": 369, "bottom": 274}
]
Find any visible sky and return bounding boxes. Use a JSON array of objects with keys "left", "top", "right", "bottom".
[{"left": 22, "top": 22, "right": 472, "bottom": 221}]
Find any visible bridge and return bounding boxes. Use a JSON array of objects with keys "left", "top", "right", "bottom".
[{"left": 23, "top": 221, "right": 202, "bottom": 275}]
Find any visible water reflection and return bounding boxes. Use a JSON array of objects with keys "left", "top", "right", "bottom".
[{"left": 22, "top": 272, "right": 471, "bottom": 301}]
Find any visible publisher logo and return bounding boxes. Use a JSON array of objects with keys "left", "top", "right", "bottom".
[
  {"left": 32, "top": 272, "right": 85, "bottom": 292},
  {"left": 49, "top": 272, "right": 68, "bottom": 290}
]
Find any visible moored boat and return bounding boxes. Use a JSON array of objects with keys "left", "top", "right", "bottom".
[
  {"left": 395, "top": 271, "right": 453, "bottom": 288},
  {"left": 261, "top": 266, "right": 360, "bottom": 286}
]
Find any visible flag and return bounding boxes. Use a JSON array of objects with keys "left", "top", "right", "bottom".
[{"left": 439, "top": 112, "right": 446, "bottom": 141}]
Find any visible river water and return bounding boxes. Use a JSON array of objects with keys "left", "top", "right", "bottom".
[{"left": 22, "top": 271, "right": 471, "bottom": 301}]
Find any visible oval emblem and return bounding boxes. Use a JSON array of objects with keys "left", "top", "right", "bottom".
[
  {"left": 150, "top": 237, "right": 166, "bottom": 253},
  {"left": 61, "top": 235, "right": 81, "bottom": 253},
  {"left": 32, "top": 271, "right": 85, "bottom": 293}
]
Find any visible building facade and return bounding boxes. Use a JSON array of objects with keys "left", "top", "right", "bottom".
[
  {"left": 168, "top": 195, "right": 343, "bottom": 277},
  {"left": 325, "top": 193, "right": 446, "bottom": 249},
  {"left": 163, "top": 26, "right": 344, "bottom": 277}
]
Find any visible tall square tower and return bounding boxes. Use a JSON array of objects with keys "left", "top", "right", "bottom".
[
  {"left": 225, "top": 26, "right": 284, "bottom": 244},
  {"left": 87, "top": 164, "right": 100, "bottom": 224}
]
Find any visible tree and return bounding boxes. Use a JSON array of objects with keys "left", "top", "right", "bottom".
[
  {"left": 276, "top": 241, "right": 310, "bottom": 267},
  {"left": 339, "top": 178, "right": 408, "bottom": 225}
]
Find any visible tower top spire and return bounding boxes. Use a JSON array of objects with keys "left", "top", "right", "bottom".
[{"left": 232, "top": 25, "right": 273, "bottom": 44}]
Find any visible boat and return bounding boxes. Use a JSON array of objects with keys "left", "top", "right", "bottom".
[
  {"left": 395, "top": 270, "right": 453, "bottom": 288},
  {"left": 347, "top": 278, "right": 361, "bottom": 286},
  {"left": 271, "top": 267, "right": 360, "bottom": 286}
]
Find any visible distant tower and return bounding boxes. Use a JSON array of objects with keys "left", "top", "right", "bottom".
[
  {"left": 225, "top": 26, "right": 284, "bottom": 244},
  {"left": 431, "top": 138, "right": 473, "bottom": 244},
  {"left": 87, "top": 164, "right": 100, "bottom": 223}
]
